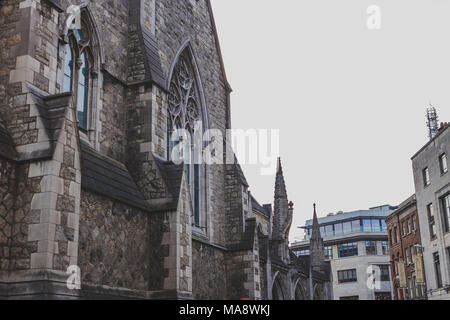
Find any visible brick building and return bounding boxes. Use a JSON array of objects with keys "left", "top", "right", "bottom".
[
  {"left": 386, "top": 195, "right": 427, "bottom": 300},
  {"left": 0, "top": 0, "right": 331, "bottom": 299}
]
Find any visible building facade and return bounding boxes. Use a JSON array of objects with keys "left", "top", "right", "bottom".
[
  {"left": 0, "top": 0, "right": 331, "bottom": 299},
  {"left": 386, "top": 195, "right": 427, "bottom": 300},
  {"left": 412, "top": 123, "right": 450, "bottom": 300},
  {"left": 291, "top": 205, "right": 397, "bottom": 300}
]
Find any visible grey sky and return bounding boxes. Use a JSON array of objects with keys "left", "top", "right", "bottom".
[{"left": 210, "top": 0, "right": 450, "bottom": 242}]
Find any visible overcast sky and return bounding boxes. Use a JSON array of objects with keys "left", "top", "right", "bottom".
[{"left": 210, "top": 0, "right": 450, "bottom": 243}]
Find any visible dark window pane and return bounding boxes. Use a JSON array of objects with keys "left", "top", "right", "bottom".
[
  {"left": 63, "top": 44, "right": 73, "bottom": 92},
  {"left": 443, "top": 195, "right": 450, "bottom": 232},
  {"left": 365, "top": 241, "right": 377, "bottom": 255},
  {"left": 194, "top": 164, "right": 200, "bottom": 227},
  {"left": 77, "top": 53, "right": 89, "bottom": 130}
]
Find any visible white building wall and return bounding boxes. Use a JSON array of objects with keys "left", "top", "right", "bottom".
[
  {"left": 330, "top": 240, "right": 392, "bottom": 300},
  {"left": 412, "top": 126, "right": 450, "bottom": 300}
]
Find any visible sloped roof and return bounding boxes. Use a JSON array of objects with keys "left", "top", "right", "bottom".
[
  {"left": 80, "top": 141, "right": 150, "bottom": 212},
  {"left": 251, "top": 195, "right": 270, "bottom": 218},
  {"left": 17, "top": 86, "right": 72, "bottom": 162},
  {"left": 234, "top": 156, "right": 249, "bottom": 187},
  {"left": 153, "top": 156, "right": 184, "bottom": 201}
]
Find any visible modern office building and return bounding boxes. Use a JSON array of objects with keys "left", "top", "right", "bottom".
[
  {"left": 412, "top": 123, "right": 450, "bottom": 300},
  {"left": 291, "top": 205, "right": 397, "bottom": 300},
  {"left": 386, "top": 195, "right": 427, "bottom": 300}
]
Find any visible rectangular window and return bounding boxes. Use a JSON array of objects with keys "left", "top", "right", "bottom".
[
  {"left": 389, "top": 229, "right": 393, "bottom": 246},
  {"left": 362, "top": 219, "right": 372, "bottom": 232},
  {"left": 428, "top": 203, "right": 437, "bottom": 239},
  {"left": 442, "top": 194, "right": 450, "bottom": 233},
  {"left": 296, "top": 249, "right": 310, "bottom": 256},
  {"left": 412, "top": 215, "right": 417, "bottom": 231},
  {"left": 405, "top": 247, "right": 410, "bottom": 265},
  {"left": 382, "top": 241, "right": 389, "bottom": 255},
  {"left": 402, "top": 221, "right": 407, "bottom": 236},
  {"left": 381, "top": 219, "right": 387, "bottom": 231},
  {"left": 338, "top": 242, "right": 358, "bottom": 258},
  {"left": 325, "top": 224, "right": 334, "bottom": 237},
  {"left": 407, "top": 219, "right": 412, "bottom": 234},
  {"left": 342, "top": 221, "right": 351, "bottom": 234},
  {"left": 351, "top": 219, "right": 361, "bottom": 233},
  {"left": 372, "top": 219, "right": 381, "bottom": 232},
  {"left": 423, "top": 167, "right": 431, "bottom": 187},
  {"left": 365, "top": 241, "right": 377, "bottom": 255},
  {"left": 324, "top": 246, "right": 333, "bottom": 259},
  {"left": 378, "top": 265, "right": 390, "bottom": 281},
  {"left": 338, "top": 269, "right": 357, "bottom": 283},
  {"left": 433, "top": 252, "right": 443, "bottom": 288},
  {"left": 394, "top": 227, "right": 398, "bottom": 243},
  {"left": 440, "top": 153, "right": 448, "bottom": 174},
  {"left": 334, "top": 223, "right": 343, "bottom": 235},
  {"left": 320, "top": 226, "right": 325, "bottom": 237}
]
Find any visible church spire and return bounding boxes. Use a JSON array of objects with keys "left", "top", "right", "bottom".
[
  {"left": 271, "top": 157, "right": 293, "bottom": 264},
  {"left": 274, "top": 157, "right": 287, "bottom": 200},
  {"left": 311, "top": 203, "right": 321, "bottom": 241},
  {"left": 310, "top": 203, "right": 324, "bottom": 272}
]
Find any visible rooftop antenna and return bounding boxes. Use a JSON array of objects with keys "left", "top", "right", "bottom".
[{"left": 426, "top": 103, "right": 439, "bottom": 140}]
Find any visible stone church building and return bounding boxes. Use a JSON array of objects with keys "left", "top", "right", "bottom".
[{"left": 0, "top": 0, "right": 331, "bottom": 299}]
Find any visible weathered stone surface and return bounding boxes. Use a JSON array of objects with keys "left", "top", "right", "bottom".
[{"left": 78, "top": 190, "right": 151, "bottom": 291}]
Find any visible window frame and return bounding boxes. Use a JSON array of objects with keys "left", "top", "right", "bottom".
[
  {"left": 423, "top": 167, "right": 431, "bottom": 187},
  {"left": 60, "top": 11, "right": 102, "bottom": 148},
  {"left": 433, "top": 252, "right": 443, "bottom": 289},
  {"left": 439, "top": 153, "right": 448, "bottom": 175},
  {"left": 365, "top": 241, "right": 377, "bottom": 256},
  {"left": 167, "top": 45, "right": 209, "bottom": 235},
  {"left": 441, "top": 194, "right": 450, "bottom": 233},
  {"left": 338, "top": 242, "right": 358, "bottom": 258},
  {"left": 338, "top": 269, "right": 357, "bottom": 283},
  {"left": 427, "top": 203, "right": 437, "bottom": 239}
]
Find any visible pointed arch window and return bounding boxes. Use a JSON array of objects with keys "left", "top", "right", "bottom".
[
  {"left": 167, "top": 48, "right": 205, "bottom": 229},
  {"left": 62, "top": 24, "right": 92, "bottom": 131}
]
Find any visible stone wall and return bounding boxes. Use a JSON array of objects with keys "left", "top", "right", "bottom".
[
  {"left": 0, "top": 158, "right": 16, "bottom": 271},
  {"left": 78, "top": 190, "right": 151, "bottom": 291},
  {"left": 224, "top": 164, "right": 244, "bottom": 245},
  {"left": 9, "top": 163, "right": 40, "bottom": 271},
  {"left": 99, "top": 78, "right": 126, "bottom": 162},
  {"left": 192, "top": 240, "right": 227, "bottom": 300}
]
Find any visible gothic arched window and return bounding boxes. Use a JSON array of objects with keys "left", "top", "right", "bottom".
[
  {"left": 63, "top": 24, "right": 92, "bottom": 131},
  {"left": 167, "top": 48, "right": 205, "bottom": 229}
]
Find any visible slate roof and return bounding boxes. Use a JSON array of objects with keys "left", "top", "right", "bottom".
[
  {"left": 15, "top": 85, "right": 72, "bottom": 162},
  {"left": 234, "top": 156, "right": 249, "bottom": 187},
  {"left": 80, "top": 141, "right": 150, "bottom": 212},
  {"left": 0, "top": 116, "right": 17, "bottom": 160},
  {"left": 46, "top": 0, "right": 64, "bottom": 12},
  {"left": 251, "top": 195, "right": 270, "bottom": 218},
  {"left": 153, "top": 156, "right": 184, "bottom": 201}
]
